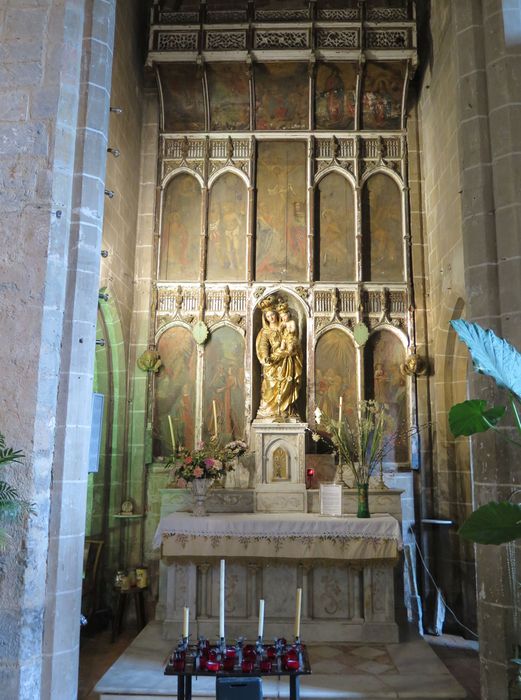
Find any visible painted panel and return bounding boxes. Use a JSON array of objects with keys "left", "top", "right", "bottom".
[
  {"left": 159, "top": 64, "right": 205, "bottom": 131},
  {"left": 154, "top": 327, "right": 197, "bottom": 456},
  {"left": 255, "top": 63, "right": 309, "bottom": 130},
  {"left": 207, "top": 173, "right": 247, "bottom": 281},
  {"left": 361, "top": 173, "right": 403, "bottom": 282},
  {"left": 361, "top": 61, "right": 405, "bottom": 130},
  {"left": 255, "top": 141, "right": 307, "bottom": 281},
  {"left": 316, "top": 172, "right": 356, "bottom": 281},
  {"left": 364, "top": 331, "right": 408, "bottom": 463},
  {"left": 202, "top": 326, "right": 245, "bottom": 444},
  {"left": 207, "top": 63, "right": 250, "bottom": 131},
  {"left": 315, "top": 62, "right": 357, "bottom": 130},
  {"left": 315, "top": 329, "right": 357, "bottom": 423},
  {"left": 160, "top": 174, "right": 201, "bottom": 281}
]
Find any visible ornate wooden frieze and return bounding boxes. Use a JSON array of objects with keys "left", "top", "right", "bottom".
[
  {"left": 205, "top": 31, "right": 247, "bottom": 51},
  {"left": 316, "top": 29, "right": 360, "bottom": 50},
  {"left": 157, "top": 285, "right": 247, "bottom": 324}
]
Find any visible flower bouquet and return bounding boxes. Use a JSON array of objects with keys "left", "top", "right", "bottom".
[{"left": 166, "top": 439, "right": 249, "bottom": 515}]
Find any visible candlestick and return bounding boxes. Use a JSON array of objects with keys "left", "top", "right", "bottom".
[
  {"left": 294, "top": 588, "right": 302, "bottom": 639},
  {"left": 338, "top": 396, "right": 343, "bottom": 423},
  {"left": 168, "top": 415, "right": 176, "bottom": 454},
  {"left": 213, "top": 400, "right": 218, "bottom": 438},
  {"left": 182, "top": 606, "right": 189, "bottom": 639},
  {"left": 219, "top": 559, "right": 225, "bottom": 640},
  {"left": 257, "top": 598, "right": 265, "bottom": 639}
]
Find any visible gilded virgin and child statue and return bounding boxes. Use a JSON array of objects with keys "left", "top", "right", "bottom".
[{"left": 255, "top": 296, "right": 303, "bottom": 420}]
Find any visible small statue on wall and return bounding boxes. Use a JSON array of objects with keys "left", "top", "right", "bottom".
[
  {"left": 137, "top": 345, "right": 162, "bottom": 373},
  {"left": 255, "top": 296, "right": 303, "bottom": 421}
]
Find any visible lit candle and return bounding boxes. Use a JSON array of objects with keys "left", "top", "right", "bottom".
[
  {"left": 219, "top": 559, "right": 225, "bottom": 639},
  {"left": 338, "top": 396, "right": 343, "bottom": 423},
  {"left": 294, "top": 588, "right": 302, "bottom": 639},
  {"left": 213, "top": 400, "right": 218, "bottom": 437},
  {"left": 168, "top": 415, "right": 176, "bottom": 454},
  {"left": 182, "top": 606, "right": 189, "bottom": 639},
  {"left": 258, "top": 599, "right": 265, "bottom": 639}
]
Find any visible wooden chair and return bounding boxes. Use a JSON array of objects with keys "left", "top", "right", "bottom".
[{"left": 82, "top": 539, "right": 104, "bottom": 620}]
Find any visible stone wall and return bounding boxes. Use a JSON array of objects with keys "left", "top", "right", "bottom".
[
  {"left": 415, "top": 0, "right": 476, "bottom": 635},
  {"left": 89, "top": 0, "right": 147, "bottom": 598}
]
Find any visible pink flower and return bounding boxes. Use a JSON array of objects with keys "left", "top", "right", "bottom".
[
  {"left": 177, "top": 478, "right": 187, "bottom": 488},
  {"left": 204, "top": 458, "right": 215, "bottom": 467},
  {"left": 193, "top": 466, "right": 204, "bottom": 478},
  {"left": 185, "top": 456, "right": 193, "bottom": 464}
]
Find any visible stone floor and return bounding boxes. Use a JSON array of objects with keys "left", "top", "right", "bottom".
[{"left": 80, "top": 622, "right": 480, "bottom": 699}]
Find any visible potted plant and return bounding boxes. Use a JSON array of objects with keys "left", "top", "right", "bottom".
[
  {"left": 449, "top": 320, "right": 521, "bottom": 544},
  {"left": 0, "top": 433, "right": 34, "bottom": 548}
]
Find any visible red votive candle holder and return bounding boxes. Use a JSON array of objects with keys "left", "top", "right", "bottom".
[
  {"left": 260, "top": 659, "right": 272, "bottom": 672},
  {"left": 223, "top": 657, "right": 235, "bottom": 672},
  {"left": 173, "top": 657, "right": 185, "bottom": 672},
  {"left": 199, "top": 655, "right": 208, "bottom": 671},
  {"left": 241, "top": 659, "right": 254, "bottom": 673},
  {"left": 266, "top": 646, "right": 277, "bottom": 659},
  {"left": 206, "top": 659, "right": 220, "bottom": 672},
  {"left": 284, "top": 657, "right": 300, "bottom": 670},
  {"left": 225, "top": 647, "right": 236, "bottom": 659}
]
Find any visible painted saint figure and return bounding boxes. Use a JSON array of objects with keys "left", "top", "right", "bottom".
[{"left": 255, "top": 296, "right": 303, "bottom": 420}]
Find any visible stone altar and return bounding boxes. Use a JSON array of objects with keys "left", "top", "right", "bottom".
[{"left": 153, "top": 509, "right": 403, "bottom": 644}]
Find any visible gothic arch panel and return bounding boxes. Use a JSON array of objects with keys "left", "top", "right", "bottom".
[
  {"left": 160, "top": 174, "right": 202, "bottom": 281},
  {"left": 315, "top": 328, "right": 357, "bottom": 422},
  {"left": 364, "top": 329, "right": 408, "bottom": 463},
  {"left": 361, "top": 173, "right": 403, "bottom": 282},
  {"left": 154, "top": 326, "right": 197, "bottom": 456},
  {"left": 255, "top": 141, "right": 307, "bottom": 281},
  {"left": 202, "top": 326, "right": 245, "bottom": 444},
  {"left": 315, "top": 172, "right": 356, "bottom": 281},
  {"left": 207, "top": 172, "right": 247, "bottom": 281}
]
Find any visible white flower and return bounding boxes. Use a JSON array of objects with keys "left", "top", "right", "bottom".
[
  {"left": 311, "top": 432, "right": 321, "bottom": 443},
  {"left": 314, "top": 406, "right": 323, "bottom": 424}
]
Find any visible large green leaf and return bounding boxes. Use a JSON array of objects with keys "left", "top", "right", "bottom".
[
  {"left": 449, "top": 400, "right": 506, "bottom": 436},
  {"left": 458, "top": 501, "right": 521, "bottom": 544},
  {"left": 451, "top": 319, "right": 521, "bottom": 400}
]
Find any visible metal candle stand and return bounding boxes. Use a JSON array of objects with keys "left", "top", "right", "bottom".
[{"left": 165, "top": 634, "right": 311, "bottom": 700}]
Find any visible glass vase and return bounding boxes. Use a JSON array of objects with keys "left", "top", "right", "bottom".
[
  {"left": 191, "top": 478, "right": 212, "bottom": 517},
  {"left": 356, "top": 482, "right": 370, "bottom": 518}
]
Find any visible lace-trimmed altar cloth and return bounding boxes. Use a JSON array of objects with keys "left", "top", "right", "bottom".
[{"left": 153, "top": 512, "right": 402, "bottom": 561}]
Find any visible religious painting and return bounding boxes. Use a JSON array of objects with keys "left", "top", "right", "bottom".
[
  {"left": 158, "top": 64, "right": 205, "bottom": 131},
  {"left": 255, "top": 141, "right": 307, "bottom": 281},
  {"left": 255, "top": 63, "right": 309, "bottom": 130},
  {"left": 154, "top": 327, "right": 197, "bottom": 456},
  {"left": 207, "top": 173, "right": 247, "bottom": 281},
  {"left": 207, "top": 63, "right": 250, "bottom": 131},
  {"left": 361, "top": 61, "right": 405, "bottom": 130},
  {"left": 202, "top": 326, "right": 245, "bottom": 444},
  {"left": 315, "top": 172, "right": 356, "bottom": 281},
  {"left": 315, "top": 329, "right": 357, "bottom": 425},
  {"left": 361, "top": 173, "right": 403, "bottom": 282},
  {"left": 315, "top": 62, "right": 357, "bottom": 130},
  {"left": 159, "top": 174, "right": 201, "bottom": 281},
  {"left": 364, "top": 330, "right": 408, "bottom": 463}
]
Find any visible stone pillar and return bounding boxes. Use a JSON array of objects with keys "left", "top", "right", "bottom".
[
  {"left": 0, "top": 1, "right": 116, "bottom": 698},
  {"left": 452, "top": 1, "right": 521, "bottom": 697}
]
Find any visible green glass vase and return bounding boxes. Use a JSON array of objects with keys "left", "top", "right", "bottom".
[{"left": 356, "top": 482, "right": 370, "bottom": 518}]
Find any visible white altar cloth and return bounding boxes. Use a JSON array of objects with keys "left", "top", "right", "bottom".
[{"left": 153, "top": 512, "right": 402, "bottom": 561}]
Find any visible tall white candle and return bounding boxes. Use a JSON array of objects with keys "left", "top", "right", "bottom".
[
  {"left": 168, "top": 415, "right": 176, "bottom": 454},
  {"left": 213, "top": 400, "right": 218, "bottom": 437},
  {"left": 219, "top": 559, "right": 225, "bottom": 639},
  {"left": 182, "top": 606, "right": 189, "bottom": 638},
  {"left": 338, "top": 396, "right": 343, "bottom": 423},
  {"left": 258, "top": 599, "right": 265, "bottom": 639},
  {"left": 294, "top": 588, "right": 302, "bottom": 639}
]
